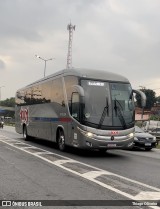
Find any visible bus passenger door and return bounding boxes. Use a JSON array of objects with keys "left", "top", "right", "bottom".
[{"left": 70, "top": 92, "right": 80, "bottom": 147}]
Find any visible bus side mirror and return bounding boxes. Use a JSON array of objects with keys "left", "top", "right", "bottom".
[
  {"left": 133, "top": 89, "right": 146, "bottom": 107},
  {"left": 72, "top": 85, "right": 84, "bottom": 97}
]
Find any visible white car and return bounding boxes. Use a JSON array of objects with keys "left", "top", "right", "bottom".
[
  {"left": 149, "top": 127, "right": 160, "bottom": 139},
  {"left": 134, "top": 126, "right": 157, "bottom": 151}
]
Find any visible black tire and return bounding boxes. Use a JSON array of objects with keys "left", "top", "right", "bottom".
[
  {"left": 23, "top": 125, "right": 30, "bottom": 141},
  {"left": 99, "top": 149, "right": 107, "bottom": 154},
  {"left": 57, "top": 129, "right": 66, "bottom": 151},
  {"left": 145, "top": 147, "right": 152, "bottom": 151}
]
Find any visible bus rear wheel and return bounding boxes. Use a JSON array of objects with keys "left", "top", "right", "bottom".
[
  {"left": 23, "top": 125, "right": 30, "bottom": 141},
  {"left": 57, "top": 129, "right": 66, "bottom": 151}
]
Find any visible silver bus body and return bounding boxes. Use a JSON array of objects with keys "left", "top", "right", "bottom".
[{"left": 15, "top": 68, "right": 136, "bottom": 151}]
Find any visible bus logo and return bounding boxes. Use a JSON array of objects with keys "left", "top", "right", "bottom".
[
  {"left": 20, "top": 108, "right": 29, "bottom": 125},
  {"left": 88, "top": 81, "right": 104, "bottom": 86},
  {"left": 111, "top": 131, "right": 119, "bottom": 135}
]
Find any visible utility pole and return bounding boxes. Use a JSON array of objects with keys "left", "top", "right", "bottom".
[
  {"left": 0, "top": 86, "right": 5, "bottom": 101},
  {"left": 139, "top": 86, "right": 145, "bottom": 120},
  {"left": 35, "top": 55, "right": 54, "bottom": 77},
  {"left": 66, "top": 22, "right": 75, "bottom": 69}
]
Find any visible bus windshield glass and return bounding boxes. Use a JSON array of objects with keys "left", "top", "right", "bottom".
[{"left": 81, "top": 80, "right": 134, "bottom": 129}]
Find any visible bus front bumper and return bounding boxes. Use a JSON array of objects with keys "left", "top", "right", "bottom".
[{"left": 76, "top": 128, "right": 134, "bottom": 150}]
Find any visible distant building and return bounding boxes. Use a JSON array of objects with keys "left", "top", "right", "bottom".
[
  {"left": 151, "top": 103, "right": 160, "bottom": 115},
  {"left": 135, "top": 107, "right": 150, "bottom": 121},
  {"left": 135, "top": 104, "right": 160, "bottom": 121}
]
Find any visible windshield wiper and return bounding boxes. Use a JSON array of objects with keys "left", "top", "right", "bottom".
[
  {"left": 114, "top": 99, "right": 127, "bottom": 129},
  {"left": 98, "top": 98, "right": 109, "bottom": 129}
]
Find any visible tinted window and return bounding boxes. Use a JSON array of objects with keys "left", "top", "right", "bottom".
[
  {"left": 81, "top": 80, "right": 134, "bottom": 129},
  {"left": 16, "top": 78, "right": 64, "bottom": 106},
  {"left": 51, "top": 78, "right": 64, "bottom": 105}
]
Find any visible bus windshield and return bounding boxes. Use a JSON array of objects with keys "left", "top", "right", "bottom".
[{"left": 81, "top": 80, "right": 134, "bottom": 129}]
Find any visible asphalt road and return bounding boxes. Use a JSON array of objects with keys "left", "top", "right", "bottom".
[{"left": 0, "top": 126, "right": 160, "bottom": 209}]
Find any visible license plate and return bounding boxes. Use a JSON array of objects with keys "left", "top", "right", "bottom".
[
  {"left": 107, "top": 144, "right": 116, "bottom": 147},
  {"left": 145, "top": 143, "right": 151, "bottom": 146}
]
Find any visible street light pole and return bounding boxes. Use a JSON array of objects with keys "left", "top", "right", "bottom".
[
  {"left": 44, "top": 60, "right": 47, "bottom": 78},
  {"left": 35, "top": 55, "right": 54, "bottom": 77},
  {"left": 0, "top": 86, "right": 5, "bottom": 101}
]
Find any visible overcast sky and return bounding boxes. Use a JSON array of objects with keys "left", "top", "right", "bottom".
[{"left": 0, "top": 0, "right": 160, "bottom": 100}]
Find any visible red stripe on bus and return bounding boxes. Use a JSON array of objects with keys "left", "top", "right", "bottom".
[{"left": 59, "top": 118, "right": 72, "bottom": 122}]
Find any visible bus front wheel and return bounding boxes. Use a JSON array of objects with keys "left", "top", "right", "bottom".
[
  {"left": 57, "top": 129, "right": 66, "bottom": 151},
  {"left": 99, "top": 149, "right": 107, "bottom": 154}
]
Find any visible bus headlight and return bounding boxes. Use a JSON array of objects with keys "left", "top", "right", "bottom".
[
  {"left": 129, "top": 132, "right": 134, "bottom": 138},
  {"left": 86, "top": 132, "right": 97, "bottom": 138},
  {"left": 78, "top": 128, "right": 97, "bottom": 138},
  {"left": 86, "top": 132, "right": 93, "bottom": 137}
]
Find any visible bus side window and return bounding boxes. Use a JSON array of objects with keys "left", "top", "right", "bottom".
[{"left": 71, "top": 92, "right": 80, "bottom": 121}]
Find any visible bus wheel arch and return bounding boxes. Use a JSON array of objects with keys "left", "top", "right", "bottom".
[{"left": 56, "top": 127, "right": 66, "bottom": 151}]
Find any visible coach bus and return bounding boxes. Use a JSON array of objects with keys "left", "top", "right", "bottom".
[{"left": 15, "top": 68, "right": 146, "bottom": 152}]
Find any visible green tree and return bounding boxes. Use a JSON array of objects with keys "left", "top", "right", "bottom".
[
  {"left": 136, "top": 89, "right": 156, "bottom": 110},
  {"left": 0, "top": 97, "right": 15, "bottom": 107},
  {"left": 0, "top": 97, "right": 15, "bottom": 118}
]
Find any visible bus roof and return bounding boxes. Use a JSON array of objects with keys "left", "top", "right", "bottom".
[{"left": 25, "top": 68, "right": 130, "bottom": 88}]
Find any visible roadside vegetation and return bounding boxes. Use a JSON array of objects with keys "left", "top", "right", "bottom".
[
  {"left": 156, "top": 143, "right": 160, "bottom": 149},
  {"left": 0, "top": 97, "right": 15, "bottom": 119}
]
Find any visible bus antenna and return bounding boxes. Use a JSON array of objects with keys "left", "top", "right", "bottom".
[{"left": 66, "top": 22, "right": 75, "bottom": 69}]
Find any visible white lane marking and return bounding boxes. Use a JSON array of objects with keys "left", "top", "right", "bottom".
[
  {"left": 54, "top": 159, "right": 76, "bottom": 165},
  {"left": 0, "top": 135, "right": 160, "bottom": 208},
  {"left": 35, "top": 151, "right": 55, "bottom": 155},
  {"left": 135, "top": 192, "right": 160, "bottom": 200},
  {"left": 82, "top": 171, "right": 110, "bottom": 178},
  {"left": 33, "top": 152, "right": 51, "bottom": 155},
  {"left": 37, "top": 151, "right": 56, "bottom": 155},
  {"left": 23, "top": 146, "right": 43, "bottom": 150}
]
